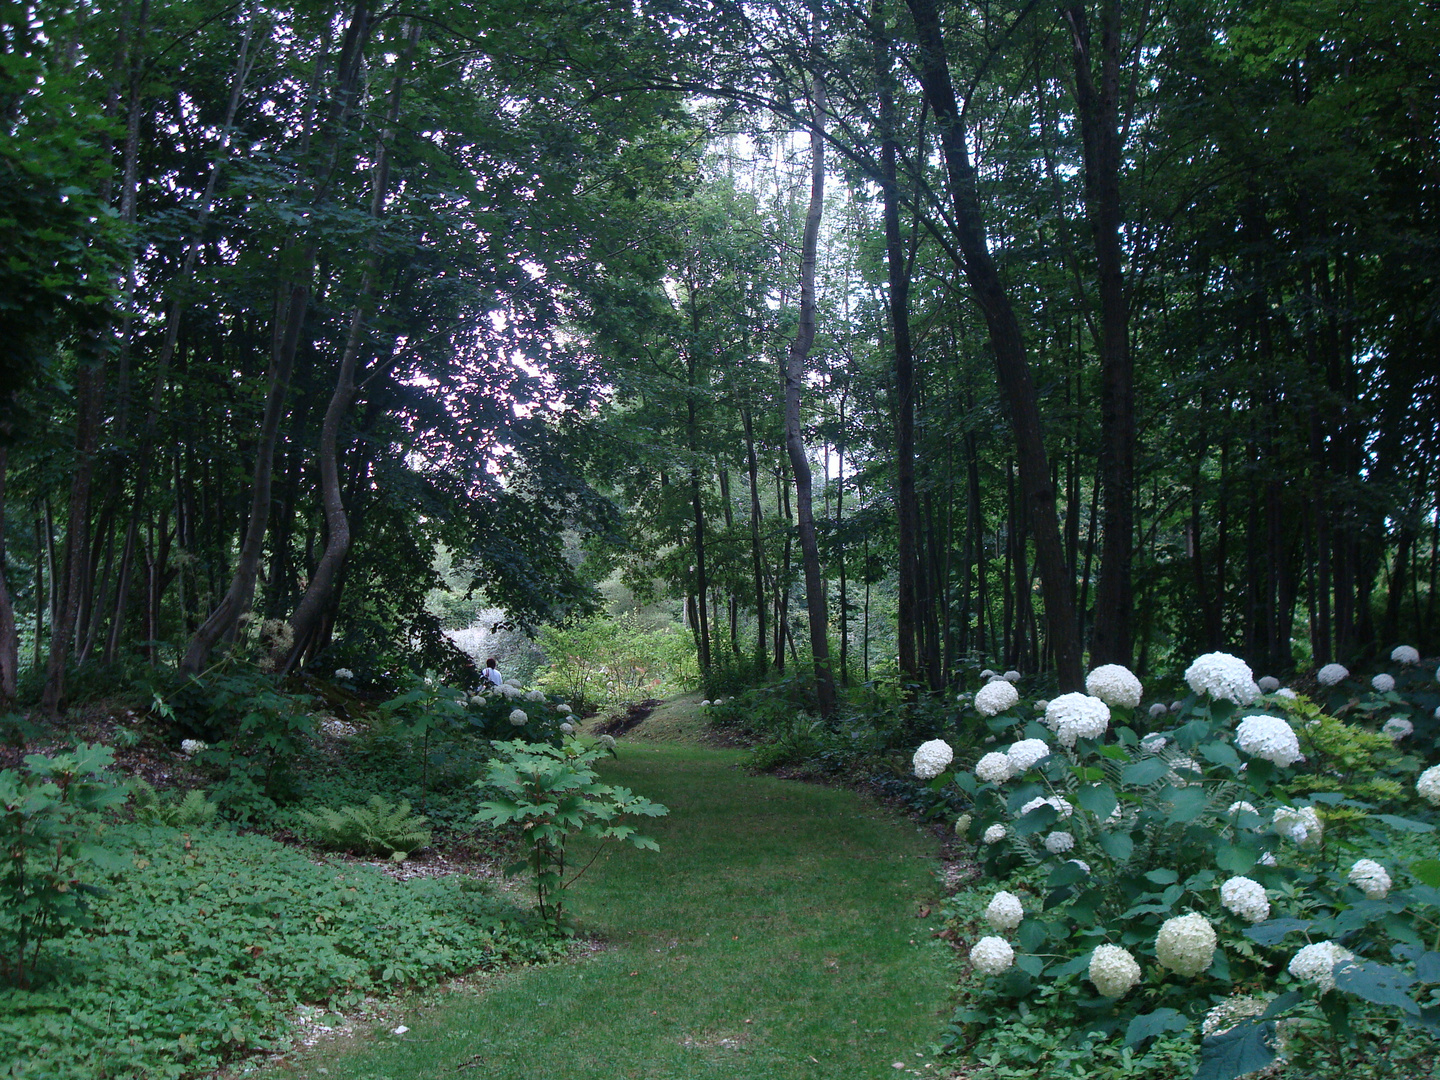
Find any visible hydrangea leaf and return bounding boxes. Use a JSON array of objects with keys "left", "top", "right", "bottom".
[
  {"left": 1243, "top": 918, "right": 1311, "bottom": 945},
  {"left": 1215, "top": 844, "right": 1256, "bottom": 874},
  {"left": 1415, "top": 951, "right": 1440, "bottom": 983},
  {"left": 1098, "top": 830, "right": 1134, "bottom": 861},
  {"left": 1015, "top": 953, "right": 1045, "bottom": 977},
  {"left": 1075, "top": 783, "right": 1118, "bottom": 821},
  {"left": 1123, "top": 1007, "right": 1188, "bottom": 1047},
  {"left": 1098, "top": 743, "right": 1132, "bottom": 761},
  {"left": 1409, "top": 859, "right": 1440, "bottom": 888},
  {"left": 1048, "top": 861, "right": 1089, "bottom": 888},
  {"left": 1144, "top": 867, "right": 1179, "bottom": 885},
  {"left": 1200, "top": 741, "right": 1242, "bottom": 770},
  {"left": 1192, "top": 1021, "right": 1276, "bottom": 1080},
  {"left": 1260, "top": 991, "right": 1304, "bottom": 1018},
  {"left": 1050, "top": 952, "right": 1093, "bottom": 979},
  {"left": 1404, "top": 1005, "right": 1440, "bottom": 1036},
  {"left": 1166, "top": 788, "right": 1210, "bottom": 824},
  {"left": 1121, "top": 757, "right": 1170, "bottom": 786},
  {"left": 1013, "top": 803, "right": 1058, "bottom": 836},
  {"left": 1334, "top": 959, "right": 1420, "bottom": 1015},
  {"left": 1376, "top": 814, "right": 1435, "bottom": 833},
  {"left": 1017, "top": 919, "right": 1049, "bottom": 952}
]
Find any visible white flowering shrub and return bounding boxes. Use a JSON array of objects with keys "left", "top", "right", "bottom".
[
  {"left": 975, "top": 680, "right": 1020, "bottom": 717},
  {"left": 941, "top": 662, "right": 1440, "bottom": 1080},
  {"left": 1085, "top": 664, "right": 1143, "bottom": 709}
]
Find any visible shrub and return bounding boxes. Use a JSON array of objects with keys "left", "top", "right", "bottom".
[
  {"left": 128, "top": 779, "right": 219, "bottom": 829},
  {"left": 297, "top": 796, "right": 432, "bottom": 861}
]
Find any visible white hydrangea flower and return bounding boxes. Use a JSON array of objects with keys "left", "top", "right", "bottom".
[
  {"left": 969, "top": 936, "right": 1015, "bottom": 975},
  {"left": 1202, "top": 996, "right": 1265, "bottom": 1038},
  {"left": 508, "top": 708, "right": 528, "bottom": 726},
  {"left": 1275, "top": 687, "right": 1298, "bottom": 699},
  {"left": 1348, "top": 859, "right": 1391, "bottom": 899},
  {"left": 1067, "top": 858, "right": 1091, "bottom": 874},
  {"left": 1147, "top": 702, "right": 1168, "bottom": 720},
  {"left": 470, "top": 694, "right": 486, "bottom": 705},
  {"left": 979, "top": 669, "right": 997, "bottom": 680},
  {"left": 983, "top": 823, "right": 1008, "bottom": 844},
  {"left": 1085, "top": 664, "right": 1143, "bottom": 709},
  {"left": 1044, "top": 693, "right": 1111, "bottom": 748},
  {"left": 334, "top": 668, "right": 354, "bottom": 680},
  {"left": 525, "top": 689, "right": 545, "bottom": 702},
  {"left": 912, "top": 739, "right": 954, "bottom": 780},
  {"left": 1166, "top": 755, "right": 1202, "bottom": 786},
  {"left": 597, "top": 733, "right": 617, "bottom": 749},
  {"left": 1381, "top": 717, "right": 1412, "bottom": 740},
  {"left": 1316, "top": 663, "right": 1348, "bottom": 687},
  {"left": 985, "top": 891, "right": 1024, "bottom": 932},
  {"left": 1235, "top": 714, "right": 1303, "bottom": 766},
  {"left": 1006, "top": 738, "right": 1051, "bottom": 773},
  {"left": 975, "top": 752, "right": 1013, "bottom": 784},
  {"left": 1003, "top": 670, "right": 1021, "bottom": 683},
  {"left": 1184, "top": 652, "right": 1260, "bottom": 705},
  {"left": 1418, "top": 764, "right": 1440, "bottom": 806},
  {"left": 1044, "top": 830, "right": 1075, "bottom": 854},
  {"left": 954, "top": 813, "right": 972, "bottom": 837},
  {"left": 556, "top": 703, "right": 572, "bottom": 716},
  {"left": 1155, "top": 912, "right": 1217, "bottom": 977},
  {"left": 1033, "top": 699, "right": 1049, "bottom": 710},
  {"left": 1019, "top": 795, "right": 1073, "bottom": 820},
  {"left": 1219, "top": 876, "right": 1270, "bottom": 923},
  {"left": 700, "top": 700, "right": 712, "bottom": 707},
  {"left": 1391, "top": 645, "right": 1420, "bottom": 665},
  {"left": 1288, "top": 940, "right": 1353, "bottom": 992},
  {"left": 1257, "top": 675, "right": 1280, "bottom": 693},
  {"left": 500, "top": 684, "right": 523, "bottom": 699},
  {"left": 180, "top": 738, "right": 207, "bottom": 757},
  {"left": 559, "top": 722, "right": 574, "bottom": 735},
  {"left": 1089, "top": 944, "right": 1141, "bottom": 998},
  {"left": 975, "top": 680, "right": 1020, "bottom": 717},
  {"left": 1169, "top": 700, "right": 1183, "bottom": 713},
  {"left": 1371, "top": 673, "right": 1395, "bottom": 694},
  {"left": 1272, "top": 805, "right": 1323, "bottom": 846},
  {"left": 1141, "top": 733, "right": 1168, "bottom": 753},
  {"left": 1226, "top": 800, "right": 1259, "bottom": 818}
]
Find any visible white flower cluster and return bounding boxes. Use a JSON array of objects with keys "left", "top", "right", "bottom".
[
  {"left": 1316, "top": 663, "right": 1348, "bottom": 687},
  {"left": 526, "top": 689, "right": 546, "bottom": 702},
  {"left": 1088, "top": 944, "right": 1141, "bottom": 998},
  {"left": 597, "top": 733, "right": 617, "bottom": 749},
  {"left": 556, "top": 703, "right": 572, "bottom": 716},
  {"left": 1419, "top": 764, "right": 1440, "bottom": 806},
  {"left": 1371, "top": 673, "right": 1395, "bottom": 694},
  {"left": 1219, "top": 876, "right": 1270, "bottom": 923},
  {"left": 1166, "top": 755, "right": 1202, "bottom": 786},
  {"left": 1147, "top": 702, "right": 1168, "bottom": 720},
  {"left": 1085, "top": 664, "right": 1143, "bottom": 708},
  {"left": 969, "top": 936, "right": 1015, "bottom": 975},
  {"left": 1019, "top": 795, "right": 1073, "bottom": 820},
  {"left": 975, "top": 679, "right": 1020, "bottom": 717},
  {"left": 913, "top": 739, "right": 954, "bottom": 780},
  {"left": 1272, "top": 805, "right": 1323, "bottom": 846},
  {"left": 1044, "top": 693, "right": 1110, "bottom": 748},
  {"left": 1348, "top": 859, "right": 1391, "bottom": 899},
  {"left": 1044, "top": 831, "right": 1075, "bottom": 854},
  {"left": 975, "top": 752, "right": 1012, "bottom": 783},
  {"left": 1155, "top": 912, "right": 1217, "bottom": 977},
  {"left": 508, "top": 708, "right": 528, "bottom": 726},
  {"left": 559, "top": 722, "right": 575, "bottom": 735},
  {"left": 1275, "top": 687, "right": 1297, "bottom": 699},
  {"left": 953, "top": 813, "right": 972, "bottom": 837},
  {"left": 1226, "top": 800, "right": 1259, "bottom": 819},
  {"left": 1381, "top": 717, "right": 1412, "bottom": 740},
  {"left": 1006, "top": 738, "right": 1050, "bottom": 773},
  {"left": 470, "top": 694, "right": 486, "bottom": 705},
  {"left": 1257, "top": 675, "right": 1280, "bottom": 693},
  {"left": 983, "top": 823, "right": 1007, "bottom": 844},
  {"left": 180, "top": 738, "right": 207, "bottom": 757},
  {"left": 1288, "top": 940, "right": 1353, "bottom": 992},
  {"left": 1184, "top": 651, "right": 1260, "bottom": 705},
  {"left": 1067, "top": 858, "right": 1091, "bottom": 874},
  {"left": 985, "top": 891, "right": 1024, "bottom": 932},
  {"left": 334, "top": 668, "right": 354, "bottom": 680},
  {"left": 1235, "top": 714, "right": 1303, "bottom": 766},
  {"left": 499, "top": 684, "right": 523, "bottom": 700},
  {"left": 1140, "top": 733, "right": 1168, "bottom": 753},
  {"left": 700, "top": 699, "right": 712, "bottom": 707},
  {"left": 1391, "top": 645, "right": 1420, "bottom": 665},
  {"left": 1003, "top": 670, "right": 1021, "bottom": 683}
]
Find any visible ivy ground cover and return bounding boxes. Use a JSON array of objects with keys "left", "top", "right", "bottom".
[{"left": 255, "top": 742, "right": 954, "bottom": 1079}]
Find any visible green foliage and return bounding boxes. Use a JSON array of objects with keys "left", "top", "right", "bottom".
[
  {"left": 0, "top": 823, "right": 561, "bottom": 1079},
  {"left": 297, "top": 796, "right": 432, "bottom": 862},
  {"left": 534, "top": 613, "right": 696, "bottom": 709},
  {"left": 0, "top": 744, "right": 128, "bottom": 988},
  {"left": 474, "top": 738, "right": 667, "bottom": 930},
  {"left": 128, "top": 779, "right": 218, "bottom": 830}
]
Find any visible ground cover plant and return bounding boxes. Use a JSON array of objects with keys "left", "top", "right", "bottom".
[{"left": 914, "top": 652, "right": 1440, "bottom": 1080}]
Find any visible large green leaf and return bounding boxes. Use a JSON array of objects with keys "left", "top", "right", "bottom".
[
  {"left": 1334, "top": 959, "right": 1420, "bottom": 1015},
  {"left": 1193, "top": 1022, "right": 1276, "bottom": 1080},
  {"left": 1122, "top": 757, "right": 1170, "bottom": 786},
  {"left": 1075, "top": 783, "right": 1118, "bottom": 821},
  {"left": 1125, "top": 1007, "right": 1189, "bottom": 1046}
]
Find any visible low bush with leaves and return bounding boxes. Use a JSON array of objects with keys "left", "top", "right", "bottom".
[
  {"left": 297, "top": 795, "right": 432, "bottom": 861},
  {"left": 0, "top": 821, "right": 561, "bottom": 1079},
  {"left": 929, "top": 654, "right": 1439, "bottom": 1080},
  {"left": 128, "top": 778, "right": 218, "bottom": 829}
]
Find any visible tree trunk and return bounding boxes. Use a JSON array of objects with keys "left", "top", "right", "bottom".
[
  {"left": 905, "top": 0, "right": 1083, "bottom": 688},
  {"left": 742, "top": 405, "right": 767, "bottom": 674},
  {"left": 784, "top": 43, "right": 836, "bottom": 718},
  {"left": 0, "top": 447, "right": 16, "bottom": 706}
]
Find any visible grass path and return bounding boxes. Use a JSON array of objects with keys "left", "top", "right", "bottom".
[{"left": 263, "top": 737, "right": 953, "bottom": 1080}]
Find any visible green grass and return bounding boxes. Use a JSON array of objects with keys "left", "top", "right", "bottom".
[{"left": 257, "top": 740, "right": 953, "bottom": 1079}]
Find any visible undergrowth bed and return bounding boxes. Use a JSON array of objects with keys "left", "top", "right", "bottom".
[{"left": 0, "top": 823, "right": 562, "bottom": 1080}]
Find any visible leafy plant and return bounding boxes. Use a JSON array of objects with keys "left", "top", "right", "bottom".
[
  {"left": 298, "top": 796, "right": 433, "bottom": 861},
  {"left": 474, "top": 738, "right": 667, "bottom": 930},
  {"left": 128, "top": 778, "right": 219, "bottom": 829},
  {"left": 0, "top": 743, "right": 128, "bottom": 988}
]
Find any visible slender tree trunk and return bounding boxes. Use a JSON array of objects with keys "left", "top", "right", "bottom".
[
  {"left": 1063, "top": 0, "right": 1133, "bottom": 666},
  {"left": 742, "top": 405, "right": 767, "bottom": 674},
  {"left": 906, "top": 0, "right": 1082, "bottom": 687},
  {"left": 0, "top": 447, "right": 16, "bottom": 706},
  {"left": 784, "top": 41, "right": 835, "bottom": 717}
]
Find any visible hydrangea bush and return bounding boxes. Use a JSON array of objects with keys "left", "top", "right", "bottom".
[{"left": 930, "top": 656, "right": 1440, "bottom": 1080}]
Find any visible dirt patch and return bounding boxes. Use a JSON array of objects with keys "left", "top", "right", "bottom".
[{"left": 593, "top": 698, "right": 663, "bottom": 735}]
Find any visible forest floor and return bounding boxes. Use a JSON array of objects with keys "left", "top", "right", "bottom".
[{"left": 238, "top": 696, "right": 960, "bottom": 1080}]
